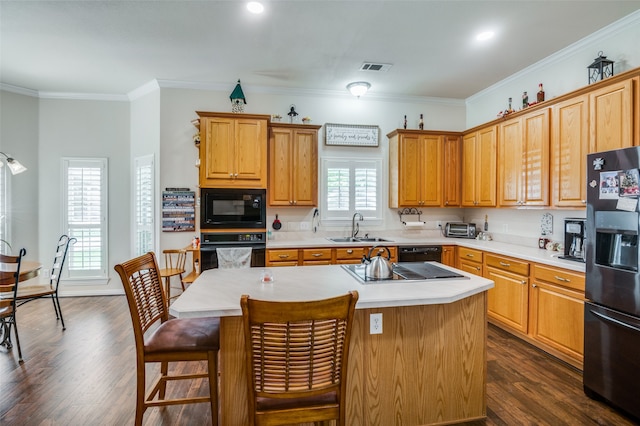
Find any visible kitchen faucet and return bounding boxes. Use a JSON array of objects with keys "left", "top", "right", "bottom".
[{"left": 352, "top": 212, "right": 364, "bottom": 238}]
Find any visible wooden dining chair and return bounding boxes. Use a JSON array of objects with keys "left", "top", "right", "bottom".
[
  {"left": 158, "top": 249, "right": 187, "bottom": 305},
  {"left": 0, "top": 248, "right": 27, "bottom": 362},
  {"left": 114, "top": 252, "right": 220, "bottom": 426},
  {"left": 16, "top": 235, "right": 76, "bottom": 330},
  {"left": 240, "top": 291, "right": 359, "bottom": 426}
]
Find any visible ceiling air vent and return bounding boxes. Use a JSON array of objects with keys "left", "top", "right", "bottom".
[{"left": 359, "top": 62, "right": 393, "bottom": 72}]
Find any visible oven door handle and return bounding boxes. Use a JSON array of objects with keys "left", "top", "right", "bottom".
[{"left": 590, "top": 309, "right": 640, "bottom": 333}]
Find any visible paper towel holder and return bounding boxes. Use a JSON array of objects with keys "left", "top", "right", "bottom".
[{"left": 398, "top": 208, "right": 426, "bottom": 226}]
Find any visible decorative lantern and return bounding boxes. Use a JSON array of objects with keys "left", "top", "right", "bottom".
[
  {"left": 229, "top": 79, "right": 246, "bottom": 113},
  {"left": 588, "top": 51, "right": 614, "bottom": 84}
]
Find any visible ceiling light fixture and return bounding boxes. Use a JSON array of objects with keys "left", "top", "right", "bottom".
[
  {"left": 346, "top": 81, "right": 371, "bottom": 98},
  {"left": 0, "top": 152, "right": 27, "bottom": 175},
  {"left": 247, "top": 2, "right": 264, "bottom": 14},
  {"left": 476, "top": 31, "right": 495, "bottom": 41}
]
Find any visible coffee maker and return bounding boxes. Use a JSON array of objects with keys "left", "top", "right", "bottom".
[{"left": 561, "top": 218, "right": 586, "bottom": 262}]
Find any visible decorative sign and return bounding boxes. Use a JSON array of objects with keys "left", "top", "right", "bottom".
[
  {"left": 162, "top": 189, "right": 195, "bottom": 232},
  {"left": 325, "top": 123, "right": 379, "bottom": 147}
]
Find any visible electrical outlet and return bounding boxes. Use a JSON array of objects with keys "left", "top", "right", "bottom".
[
  {"left": 370, "top": 313, "right": 383, "bottom": 334},
  {"left": 300, "top": 221, "right": 310, "bottom": 230}
]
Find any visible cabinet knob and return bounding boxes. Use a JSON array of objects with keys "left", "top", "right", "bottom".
[
  {"left": 532, "top": 283, "right": 538, "bottom": 288},
  {"left": 229, "top": 173, "right": 233, "bottom": 177},
  {"left": 475, "top": 266, "right": 481, "bottom": 271},
  {"left": 346, "top": 249, "right": 353, "bottom": 254},
  {"left": 234, "top": 173, "right": 238, "bottom": 177},
  {"left": 581, "top": 200, "right": 586, "bottom": 204},
  {"left": 293, "top": 200, "right": 297, "bottom": 205},
  {"left": 520, "top": 280, "right": 526, "bottom": 285}
]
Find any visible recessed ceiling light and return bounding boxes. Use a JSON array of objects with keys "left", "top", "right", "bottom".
[
  {"left": 247, "top": 2, "right": 264, "bottom": 14},
  {"left": 476, "top": 31, "right": 495, "bottom": 41}
]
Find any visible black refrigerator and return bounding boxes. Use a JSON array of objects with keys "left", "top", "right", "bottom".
[{"left": 584, "top": 146, "right": 640, "bottom": 421}]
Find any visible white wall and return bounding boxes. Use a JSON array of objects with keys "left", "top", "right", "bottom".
[
  {"left": 466, "top": 10, "right": 640, "bottom": 127},
  {"left": 39, "top": 98, "right": 130, "bottom": 295},
  {"left": 157, "top": 87, "right": 467, "bottom": 247},
  {"left": 0, "top": 90, "right": 39, "bottom": 257}
]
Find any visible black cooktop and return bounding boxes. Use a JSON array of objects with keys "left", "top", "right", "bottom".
[{"left": 342, "top": 262, "right": 468, "bottom": 283}]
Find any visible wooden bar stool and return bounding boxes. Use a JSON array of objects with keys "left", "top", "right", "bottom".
[
  {"left": 158, "top": 249, "right": 186, "bottom": 305},
  {"left": 240, "top": 291, "right": 359, "bottom": 426}
]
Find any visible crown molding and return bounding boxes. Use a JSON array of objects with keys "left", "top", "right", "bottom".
[
  {"left": 127, "top": 79, "right": 160, "bottom": 101},
  {"left": 466, "top": 9, "right": 640, "bottom": 103},
  {"left": 38, "top": 91, "right": 129, "bottom": 101},
  {"left": 0, "top": 83, "right": 39, "bottom": 97}
]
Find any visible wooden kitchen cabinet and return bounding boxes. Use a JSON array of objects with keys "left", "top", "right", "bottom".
[
  {"left": 551, "top": 94, "right": 589, "bottom": 207},
  {"left": 268, "top": 123, "right": 321, "bottom": 206},
  {"left": 266, "top": 248, "right": 299, "bottom": 267},
  {"left": 197, "top": 112, "right": 270, "bottom": 188},
  {"left": 301, "top": 248, "right": 332, "bottom": 265},
  {"left": 335, "top": 247, "right": 367, "bottom": 264},
  {"left": 442, "top": 135, "right": 462, "bottom": 206},
  {"left": 388, "top": 130, "right": 444, "bottom": 207},
  {"left": 498, "top": 108, "right": 550, "bottom": 207},
  {"left": 484, "top": 253, "right": 530, "bottom": 334},
  {"left": 461, "top": 125, "right": 497, "bottom": 207},
  {"left": 529, "top": 264, "right": 585, "bottom": 369},
  {"left": 457, "top": 247, "right": 483, "bottom": 276},
  {"left": 589, "top": 78, "right": 636, "bottom": 152},
  {"left": 441, "top": 245, "right": 456, "bottom": 266}
]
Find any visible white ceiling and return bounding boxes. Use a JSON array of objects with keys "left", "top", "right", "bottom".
[{"left": 2, "top": 1, "right": 640, "bottom": 99}]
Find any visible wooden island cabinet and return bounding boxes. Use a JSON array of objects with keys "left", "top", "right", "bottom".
[{"left": 197, "top": 112, "right": 270, "bottom": 188}]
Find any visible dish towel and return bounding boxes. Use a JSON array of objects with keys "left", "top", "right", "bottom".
[{"left": 216, "top": 247, "right": 252, "bottom": 269}]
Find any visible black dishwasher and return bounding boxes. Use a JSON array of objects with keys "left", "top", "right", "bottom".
[{"left": 398, "top": 246, "right": 442, "bottom": 263}]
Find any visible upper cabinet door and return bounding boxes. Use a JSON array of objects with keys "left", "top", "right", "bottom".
[
  {"left": 590, "top": 78, "right": 635, "bottom": 153},
  {"left": 522, "top": 108, "right": 550, "bottom": 206},
  {"left": 198, "top": 112, "right": 269, "bottom": 188},
  {"left": 443, "top": 135, "right": 461, "bottom": 207},
  {"left": 268, "top": 124, "right": 319, "bottom": 206},
  {"left": 551, "top": 95, "right": 589, "bottom": 207}
]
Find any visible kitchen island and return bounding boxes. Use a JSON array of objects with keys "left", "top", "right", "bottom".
[{"left": 170, "top": 264, "right": 494, "bottom": 426}]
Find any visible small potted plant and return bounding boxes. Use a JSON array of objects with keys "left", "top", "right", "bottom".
[{"left": 302, "top": 116, "right": 312, "bottom": 124}]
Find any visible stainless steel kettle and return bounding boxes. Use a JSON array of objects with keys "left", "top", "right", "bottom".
[{"left": 362, "top": 245, "right": 393, "bottom": 279}]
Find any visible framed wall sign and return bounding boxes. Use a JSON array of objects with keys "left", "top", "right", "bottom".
[
  {"left": 162, "top": 189, "right": 195, "bottom": 232},
  {"left": 324, "top": 123, "right": 379, "bottom": 147}
]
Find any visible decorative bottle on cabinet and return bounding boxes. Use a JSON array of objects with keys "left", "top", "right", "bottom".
[
  {"left": 419, "top": 114, "right": 424, "bottom": 130},
  {"left": 404, "top": 115, "right": 407, "bottom": 129},
  {"left": 522, "top": 92, "right": 528, "bottom": 108},
  {"left": 537, "top": 83, "right": 545, "bottom": 102}
]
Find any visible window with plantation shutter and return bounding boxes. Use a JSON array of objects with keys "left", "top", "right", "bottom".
[
  {"left": 321, "top": 158, "right": 382, "bottom": 223},
  {"left": 134, "top": 155, "right": 154, "bottom": 256},
  {"left": 62, "top": 158, "right": 108, "bottom": 279}
]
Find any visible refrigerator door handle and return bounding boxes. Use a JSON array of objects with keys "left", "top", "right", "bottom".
[{"left": 591, "top": 309, "right": 640, "bottom": 333}]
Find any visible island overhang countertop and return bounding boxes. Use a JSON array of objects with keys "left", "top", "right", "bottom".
[
  {"left": 169, "top": 262, "right": 494, "bottom": 425},
  {"left": 169, "top": 263, "right": 494, "bottom": 318}
]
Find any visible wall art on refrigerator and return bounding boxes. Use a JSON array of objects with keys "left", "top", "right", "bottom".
[{"left": 162, "top": 188, "right": 195, "bottom": 231}]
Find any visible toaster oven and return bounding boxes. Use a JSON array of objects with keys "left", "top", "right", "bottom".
[{"left": 445, "top": 222, "right": 477, "bottom": 239}]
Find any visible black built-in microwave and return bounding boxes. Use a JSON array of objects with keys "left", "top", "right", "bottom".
[{"left": 200, "top": 188, "right": 266, "bottom": 229}]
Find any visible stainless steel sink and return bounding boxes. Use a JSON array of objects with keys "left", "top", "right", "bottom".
[
  {"left": 327, "top": 237, "right": 360, "bottom": 242},
  {"left": 327, "top": 237, "right": 393, "bottom": 243}
]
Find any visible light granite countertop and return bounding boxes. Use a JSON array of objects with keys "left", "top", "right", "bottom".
[
  {"left": 169, "top": 263, "right": 494, "bottom": 318},
  {"left": 266, "top": 234, "right": 586, "bottom": 273}
]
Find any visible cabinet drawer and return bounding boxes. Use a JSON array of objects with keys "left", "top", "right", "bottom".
[
  {"left": 533, "top": 264, "right": 585, "bottom": 292},
  {"left": 267, "top": 249, "right": 299, "bottom": 262},
  {"left": 485, "top": 253, "right": 529, "bottom": 276},
  {"left": 458, "top": 247, "right": 483, "bottom": 263},
  {"left": 302, "top": 248, "right": 332, "bottom": 261},
  {"left": 335, "top": 247, "right": 366, "bottom": 261}
]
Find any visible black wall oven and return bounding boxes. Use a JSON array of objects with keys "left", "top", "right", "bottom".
[
  {"left": 200, "top": 188, "right": 266, "bottom": 230},
  {"left": 200, "top": 231, "right": 266, "bottom": 270}
]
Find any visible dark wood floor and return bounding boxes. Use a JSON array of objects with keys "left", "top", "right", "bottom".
[{"left": 1, "top": 296, "right": 638, "bottom": 426}]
